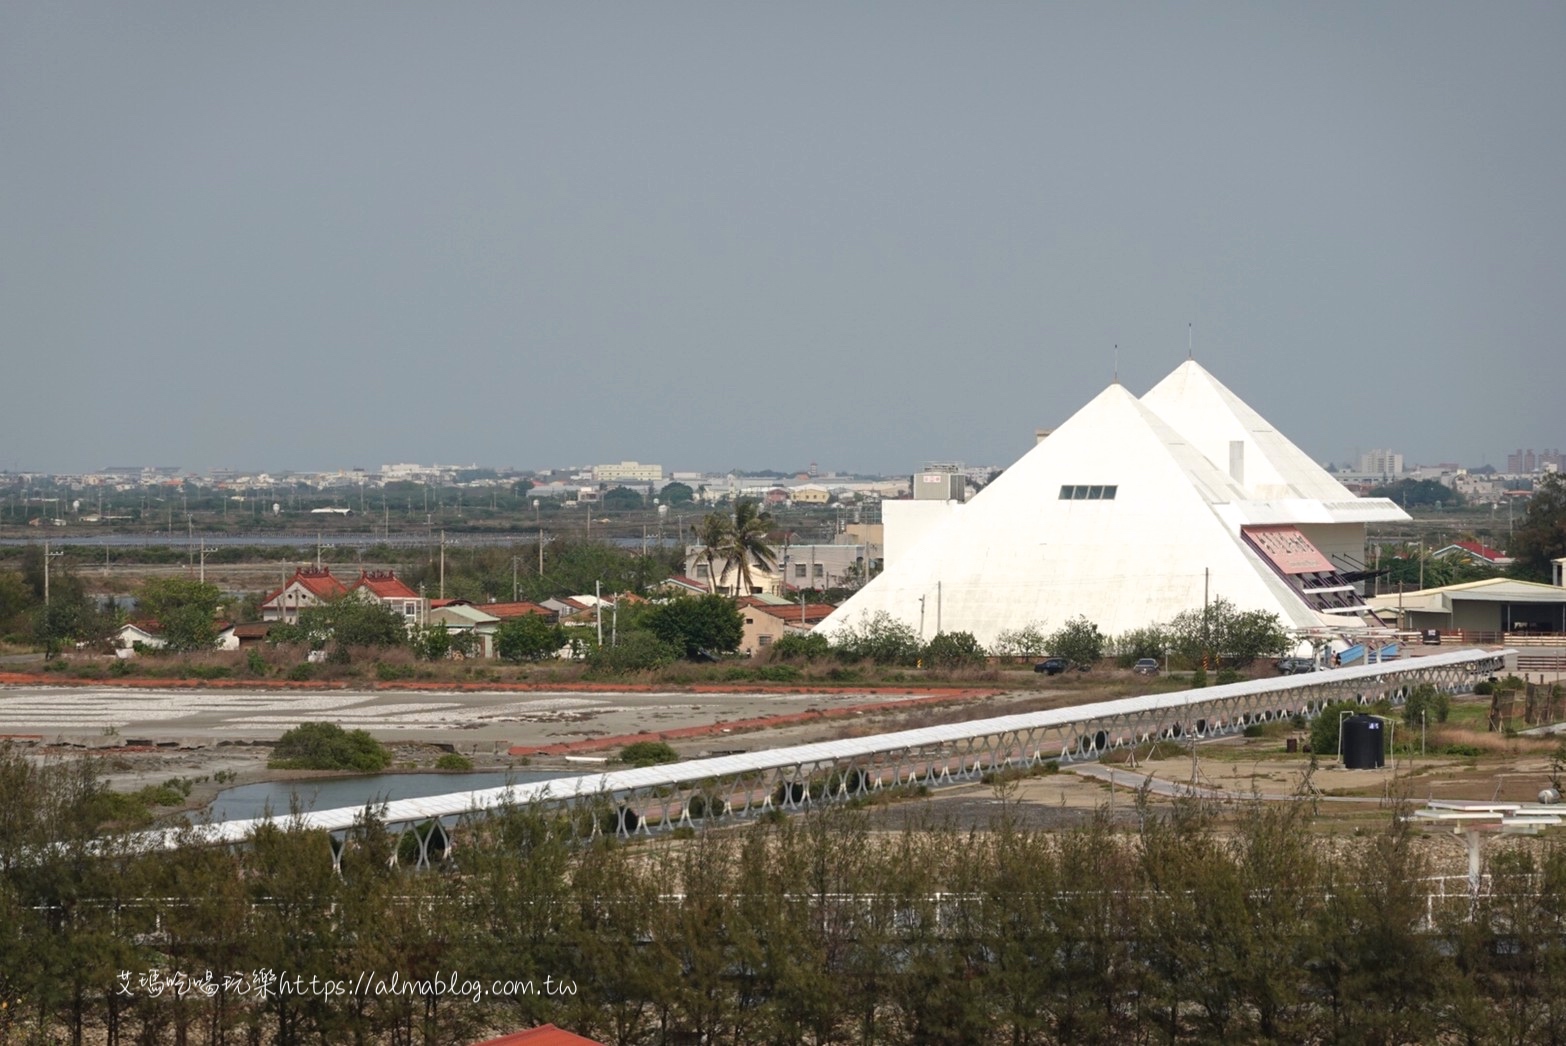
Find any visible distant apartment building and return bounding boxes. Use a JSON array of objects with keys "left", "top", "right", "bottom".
[
  {"left": 591, "top": 460, "right": 663, "bottom": 484},
  {"left": 1508, "top": 448, "right": 1564, "bottom": 473},
  {"left": 1356, "top": 449, "right": 1403, "bottom": 479}
]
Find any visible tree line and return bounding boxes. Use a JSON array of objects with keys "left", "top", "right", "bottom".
[{"left": 6, "top": 742, "right": 1566, "bottom": 1045}]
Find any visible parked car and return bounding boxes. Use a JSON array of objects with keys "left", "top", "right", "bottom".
[
  {"left": 1274, "top": 656, "right": 1316, "bottom": 675},
  {"left": 1034, "top": 657, "right": 1069, "bottom": 675},
  {"left": 1132, "top": 658, "right": 1160, "bottom": 675}
]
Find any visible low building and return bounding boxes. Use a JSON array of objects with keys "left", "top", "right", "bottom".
[
  {"left": 347, "top": 569, "right": 426, "bottom": 625},
  {"left": 737, "top": 598, "right": 837, "bottom": 655},
  {"left": 260, "top": 568, "right": 348, "bottom": 624},
  {"left": 425, "top": 603, "right": 501, "bottom": 658},
  {"left": 790, "top": 484, "right": 831, "bottom": 505},
  {"left": 1366, "top": 576, "right": 1566, "bottom": 638},
  {"left": 460, "top": 599, "right": 556, "bottom": 621},
  {"left": 113, "top": 621, "right": 166, "bottom": 651},
  {"left": 1430, "top": 540, "right": 1513, "bottom": 568}
]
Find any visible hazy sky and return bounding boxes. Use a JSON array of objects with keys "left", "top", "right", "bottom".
[{"left": 3, "top": 3, "right": 1562, "bottom": 476}]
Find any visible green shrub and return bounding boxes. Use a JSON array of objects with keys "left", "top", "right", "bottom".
[
  {"left": 1111, "top": 625, "right": 1170, "bottom": 667},
  {"left": 86, "top": 789, "right": 153, "bottom": 828},
  {"left": 1309, "top": 701, "right": 1365, "bottom": 757},
  {"left": 245, "top": 649, "right": 268, "bottom": 676},
  {"left": 769, "top": 632, "right": 831, "bottom": 662},
  {"left": 756, "top": 664, "right": 802, "bottom": 683},
  {"left": 829, "top": 611, "right": 922, "bottom": 666},
  {"left": 991, "top": 622, "right": 1050, "bottom": 658},
  {"left": 587, "top": 632, "right": 679, "bottom": 673},
  {"left": 1190, "top": 665, "right": 1208, "bottom": 688},
  {"left": 1046, "top": 616, "right": 1106, "bottom": 668},
  {"left": 286, "top": 662, "right": 313, "bottom": 682},
  {"left": 922, "top": 631, "right": 987, "bottom": 670},
  {"left": 183, "top": 663, "right": 231, "bottom": 680},
  {"left": 135, "top": 778, "right": 191, "bottom": 807},
  {"left": 1473, "top": 680, "right": 1495, "bottom": 695},
  {"left": 435, "top": 752, "right": 473, "bottom": 771},
  {"left": 1215, "top": 667, "right": 1241, "bottom": 686},
  {"left": 618, "top": 740, "right": 679, "bottom": 768},
  {"left": 1243, "top": 724, "right": 1265, "bottom": 738},
  {"left": 1440, "top": 743, "right": 1482, "bottom": 757},
  {"left": 268, "top": 722, "right": 391, "bottom": 772},
  {"left": 1403, "top": 683, "right": 1451, "bottom": 726},
  {"left": 376, "top": 661, "right": 416, "bottom": 682}
]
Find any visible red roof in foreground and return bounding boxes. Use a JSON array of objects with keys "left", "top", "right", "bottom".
[
  {"left": 433, "top": 599, "right": 556, "bottom": 619},
  {"left": 350, "top": 569, "right": 420, "bottom": 600},
  {"left": 1453, "top": 539, "right": 1507, "bottom": 562},
  {"left": 477, "top": 601, "right": 555, "bottom": 619},
  {"left": 751, "top": 602, "right": 838, "bottom": 625},
  {"left": 470, "top": 1024, "right": 604, "bottom": 1046},
  {"left": 262, "top": 567, "right": 348, "bottom": 605}
]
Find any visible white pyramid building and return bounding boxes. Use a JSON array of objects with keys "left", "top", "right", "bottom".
[{"left": 816, "top": 362, "right": 1407, "bottom": 647}]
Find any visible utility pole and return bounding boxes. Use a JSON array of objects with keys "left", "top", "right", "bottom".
[
  {"left": 1204, "top": 567, "right": 1211, "bottom": 670},
  {"left": 439, "top": 530, "right": 446, "bottom": 600},
  {"left": 512, "top": 556, "right": 521, "bottom": 602},
  {"left": 43, "top": 540, "right": 62, "bottom": 605},
  {"left": 538, "top": 529, "right": 545, "bottom": 575},
  {"left": 595, "top": 580, "right": 603, "bottom": 646}
]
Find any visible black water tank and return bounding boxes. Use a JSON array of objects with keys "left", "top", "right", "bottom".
[{"left": 1341, "top": 714, "right": 1385, "bottom": 770}]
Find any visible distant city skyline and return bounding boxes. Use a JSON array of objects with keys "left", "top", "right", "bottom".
[
  {"left": 7, "top": 438, "right": 1566, "bottom": 484},
  {"left": 4, "top": 4, "right": 1562, "bottom": 475}
]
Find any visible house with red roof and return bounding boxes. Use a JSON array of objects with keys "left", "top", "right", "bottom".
[
  {"left": 437, "top": 598, "right": 557, "bottom": 622},
  {"left": 1431, "top": 540, "right": 1513, "bottom": 568},
  {"left": 348, "top": 569, "right": 426, "bottom": 626},
  {"left": 737, "top": 598, "right": 838, "bottom": 655},
  {"left": 259, "top": 567, "right": 348, "bottom": 624}
]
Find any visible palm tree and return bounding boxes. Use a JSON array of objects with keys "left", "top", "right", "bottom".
[
  {"left": 691, "top": 512, "right": 729, "bottom": 594},
  {"left": 717, "top": 498, "right": 777, "bottom": 596}
]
